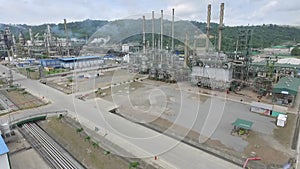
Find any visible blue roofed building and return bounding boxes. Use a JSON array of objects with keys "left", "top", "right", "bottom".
[
  {"left": 59, "top": 55, "right": 105, "bottom": 69},
  {"left": 39, "top": 59, "right": 61, "bottom": 68},
  {"left": 0, "top": 136, "right": 10, "bottom": 169}
]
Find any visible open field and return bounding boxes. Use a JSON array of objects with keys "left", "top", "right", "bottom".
[
  {"left": 39, "top": 116, "right": 157, "bottom": 169},
  {"left": 39, "top": 117, "right": 130, "bottom": 169},
  {"left": 0, "top": 88, "right": 47, "bottom": 113},
  {"left": 45, "top": 68, "right": 146, "bottom": 95},
  {"left": 93, "top": 79, "right": 296, "bottom": 167}
]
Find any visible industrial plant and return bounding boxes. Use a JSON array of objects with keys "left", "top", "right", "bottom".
[{"left": 0, "top": 2, "right": 300, "bottom": 169}]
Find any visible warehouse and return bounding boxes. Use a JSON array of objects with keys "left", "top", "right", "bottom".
[
  {"left": 60, "top": 56, "right": 105, "bottom": 69},
  {"left": 272, "top": 76, "right": 300, "bottom": 107},
  {"left": 39, "top": 59, "right": 61, "bottom": 68}
]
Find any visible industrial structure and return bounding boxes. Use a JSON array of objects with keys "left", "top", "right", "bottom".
[
  {"left": 0, "top": 3, "right": 299, "bottom": 106},
  {"left": 79, "top": 2, "right": 300, "bottom": 97},
  {"left": 0, "top": 19, "right": 85, "bottom": 59}
]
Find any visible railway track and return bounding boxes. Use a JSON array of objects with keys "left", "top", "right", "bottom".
[{"left": 20, "top": 123, "right": 85, "bottom": 169}]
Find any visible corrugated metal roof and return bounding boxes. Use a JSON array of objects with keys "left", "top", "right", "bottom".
[
  {"left": 250, "top": 101, "right": 273, "bottom": 110},
  {"left": 273, "top": 77, "right": 300, "bottom": 96},
  {"left": 0, "top": 136, "right": 9, "bottom": 155},
  {"left": 232, "top": 118, "right": 253, "bottom": 130},
  {"left": 59, "top": 56, "right": 102, "bottom": 62},
  {"left": 277, "top": 58, "right": 300, "bottom": 65}
]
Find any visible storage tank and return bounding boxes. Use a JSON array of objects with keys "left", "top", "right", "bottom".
[{"left": 1, "top": 123, "right": 11, "bottom": 135}]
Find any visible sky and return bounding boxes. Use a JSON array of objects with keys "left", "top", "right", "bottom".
[{"left": 0, "top": 0, "right": 299, "bottom": 26}]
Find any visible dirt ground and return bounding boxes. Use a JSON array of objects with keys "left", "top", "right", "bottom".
[
  {"left": 101, "top": 79, "right": 296, "bottom": 167},
  {"left": 118, "top": 104, "right": 294, "bottom": 166},
  {"left": 39, "top": 117, "right": 130, "bottom": 169},
  {"left": 1, "top": 89, "right": 47, "bottom": 110},
  {"left": 46, "top": 69, "right": 144, "bottom": 95}
]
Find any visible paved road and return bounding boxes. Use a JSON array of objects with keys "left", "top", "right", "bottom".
[{"left": 0, "top": 65, "right": 242, "bottom": 169}]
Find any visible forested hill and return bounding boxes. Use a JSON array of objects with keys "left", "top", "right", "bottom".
[
  {"left": 1, "top": 19, "right": 300, "bottom": 51},
  {"left": 0, "top": 19, "right": 108, "bottom": 40},
  {"left": 191, "top": 21, "right": 300, "bottom": 51}
]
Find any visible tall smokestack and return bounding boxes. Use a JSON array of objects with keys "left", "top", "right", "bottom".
[
  {"left": 29, "top": 28, "right": 33, "bottom": 42},
  {"left": 160, "top": 10, "right": 163, "bottom": 51},
  {"left": 184, "top": 32, "right": 189, "bottom": 68},
  {"left": 218, "top": 3, "right": 224, "bottom": 52},
  {"left": 64, "top": 19, "right": 70, "bottom": 56},
  {"left": 152, "top": 11, "right": 155, "bottom": 50},
  {"left": 206, "top": 4, "right": 211, "bottom": 53},
  {"left": 142, "top": 15, "right": 146, "bottom": 54},
  {"left": 171, "top": 8, "right": 175, "bottom": 51}
]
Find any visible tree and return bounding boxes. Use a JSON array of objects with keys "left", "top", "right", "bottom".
[
  {"left": 129, "top": 162, "right": 140, "bottom": 169},
  {"left": 85, "top": 136, "right": 91, "bottom": 142},
  {"left": 92, "top": 141, "right": 99, "bottom": 149},
  {"left": 76, "top": 128, "right": 83, "bottom": 133},
  {"left": 291, "top": 46, "right": 300, "bottom": 56},
  {"left": 103, "top": 150, "right": 110, "bottom": 155},
  {"left": 95, "top": 88, "right": 103, "bottom": 97}
]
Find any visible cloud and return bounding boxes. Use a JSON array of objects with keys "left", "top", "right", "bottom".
[
  {"left": 251, "top": 0, "right": 278, "bottom": 19},
  {"left": 0, "top": 0, "right": 298, "bottom": 26}
]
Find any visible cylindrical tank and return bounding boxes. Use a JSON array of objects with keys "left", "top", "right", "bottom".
[{"left": 1, "top": 123, "right": 10, "bottom": 135}]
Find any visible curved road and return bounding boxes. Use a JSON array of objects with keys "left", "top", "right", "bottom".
[{"left": 0, "top": 65, "right": 242, "bottom": 169}]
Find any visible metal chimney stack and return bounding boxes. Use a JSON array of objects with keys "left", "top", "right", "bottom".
[
  {"left": 218, "top": 3, "right": 224, "bottom": 52},
  {"left": 206, "top": 4, "right": 211, "bottom": 53},
  {"left": 184, "top": 32, "right": 189, "bottom": 68},
  {"left": 29, "top": 28, "right": 33, "bottom": 42},
  {"left": 142, "top": 15, "right": 146, "bottom": 54},
  {"left": 64, "top": 19, "right": 70, "bottom": 56},
  {"left": 171, "top": 8, "right": 175, "bottom": 51},
  {"left": 160, "top": 10, "right": 163, "bottom": 51},
  {"left": 152, "top": 11, "right": 155, "bottom": 50}
]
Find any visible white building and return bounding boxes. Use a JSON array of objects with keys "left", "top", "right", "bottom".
[{"left": 0, "top": 136, "right": 10, "bottom": 169}]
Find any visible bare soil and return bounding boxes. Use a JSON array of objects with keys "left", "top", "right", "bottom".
[
  {"left": 39, "top": 117, "right": 129, "bottom": 169},
  {"left": 244, "top": 132, "right": 290, "bottom": 165},
  {"left": 1, "top": 89, "right": 46, "bottom": 109}
]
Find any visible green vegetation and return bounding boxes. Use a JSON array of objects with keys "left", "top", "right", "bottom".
[
  {"left": 2, "top": 20, "right": 300, "bottom": 52},
  {"left": 129, "top": 162, "right": 140, "bottom": 169},
  {"left": 85, "top": 135, "right": 91, "bottom": 142},
  {"left": 92, "top": 141, "right": 99, "bottom": 149},
  {"left": 76, "top": 127, "right": 84, "bottom": 133},
  {"left": 45, "top": 68, "right": 67, "bottom": 75},
  {"left": 291, "top": 46, "right": 300, "bottom": 56},
  {"left": 191, "top": 22, "right": 300, "bottom": 51}
]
